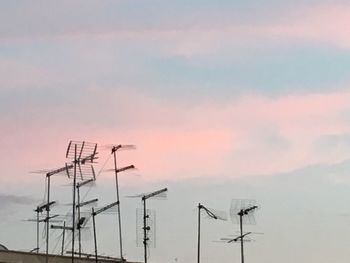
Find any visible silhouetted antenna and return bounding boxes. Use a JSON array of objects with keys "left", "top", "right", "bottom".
[
  {"left": 136, "top": 208, "right": 156, "bottom": 248},
  {"left": 66, "top": 140, "right": 98, "bottom": 263},
  {"left": 61, "top": 221, "right": 66, "bottom": 255},
  {"left": 76, "top": 179, "right": 96, "bottom": 258},
  {"left": 197, "top": 203, "right": 227, "bottom": 263},
  {"left": 101, "top": 144, "right": 136, "bottom": 151},
  {"left": 220, "top": 232, "right": 253, "bottom": 243},
  {"left": 51, "top": 212, "right": 91, "bottom": 256},
  {"left": 128, "top": 190, "right": 167, "bottom": 200},
  {"left": 135, "top": 187, "right": 168, "bottom": 263},
  {"left": 66, "top": 164, "right": 96, "bottom": 181},
  {"left": 31, "top": 165, "right": 73, "bottom": 263},
  {"left": 66, "top": 141, "right": 98, "bottom": 162},
  {"left": 25, "top": 202, "right": 57, "bottom": 254},
  {"left": 112, "top": 147, "right": 135, "bottom": 261},
  {"left": 230, "top": 199, "right": 258, "bottom": 263},
  {"left": 104, "top": 144, "right": 136, "bottom": 262},
  {"left": 230, "top": 199, "right": 257, "bottom": 225},
  {"left": 91, "top": 201, "right": 119, "bottom": 263}
]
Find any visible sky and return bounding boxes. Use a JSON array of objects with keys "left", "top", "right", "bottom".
[{"left": 1, "top": 0, "right": 350, "bottom": 262}]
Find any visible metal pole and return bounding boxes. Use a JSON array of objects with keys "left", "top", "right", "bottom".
[
  {"left": 113, "top": 148, "right": 124, "bottom": 261},
  {"left": 143, "top": 198, "right": 147, "bottom": 263},
  {"left": 197, "top": 203, "right": 201, "bottom": 263},
  {"left": 77, "top": 185, "right": 81, "bottom": 257},
  {"left": 72, "top": 144, "right": 77, "bottom": 263},
  {"left": 239, "top": 211, "right": 244, "bottom": 263},
  {"left": 92, "top": 208, "right": 98, "bottom": 263},
  {"left": 36, "top": 208, "right": 39, "bottom": 253},
  {"left": 46, "top": 175, "right": 51, "bottom": 263},
  {"left": 61, "top": 221, "right": 66, "bottom": 256}
]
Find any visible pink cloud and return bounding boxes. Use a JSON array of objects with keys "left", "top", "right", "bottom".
[
  {"left": 262, "top": 4, "right": 350, "bottom": 49},
  {"left": 3, "top": 89, "right": 350, "bottom": 183}
]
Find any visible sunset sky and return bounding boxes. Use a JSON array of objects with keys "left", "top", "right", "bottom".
[{"left": 1, "top": 1, "right": 350, "bottom": 263}]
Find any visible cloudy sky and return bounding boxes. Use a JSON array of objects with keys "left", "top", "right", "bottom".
[{"left": 1, "top": 1, "right": 350, "bottom": 262}]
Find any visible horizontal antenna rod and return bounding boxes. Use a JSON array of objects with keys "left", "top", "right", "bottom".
[
  {"left": 111, "top": 145, "right": 123, "bottom": 152},
  {"left": 35, "top": 201, "right": 56, "bottom": 212},
  {"left": 47, "top": 165, "right": 73, "bottom": 177},
  {"left": 77, "top": 179, "right": 94, "bottom": 188},
  {"left": 228, "top": 232, "right": 252, "bottom": 243},
  {"left": 51, "top": 225, "right": 73, "bottom": 231},
  {"left": 116, "top": 165, "right": 135, "bottom": 173},
  {"left": 238, "top": 206, "right": 258, "bottom": 216},
  {"left": 199, "top": 204, "right": 218, "bottom": 219},
  {"left": 93, "top": 201, "right": 119, "bottom": 216},
  {"left": 77, "top": 198, "right": 98, "bottom": 208},
  {"left": 142, "top": 188, "right": 168, "bottom": 200}
]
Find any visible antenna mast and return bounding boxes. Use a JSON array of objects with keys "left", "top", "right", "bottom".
[
  {"left": 76, "top": 179, "right": 95, "bottom": 257},
  {"left": 140, "top": 187, "right": 168, "bottom": 263},
  {"left": 197, "top": 203, "right": 227, "bottom": 263},
  {"left": 44, "top": 166, "right": 71, "bottom": 263},
  {"left": 230, "top": 199, "right": 258, "bottom": 263},
  {"left": 66, "top": 140, "right": 97, "bottom": 263},
  {"left": 91, "top": 201, "right": 119, "bottom": 263},
  {"left": 111, "top": 144, "right": 135, "bottom": 262}
]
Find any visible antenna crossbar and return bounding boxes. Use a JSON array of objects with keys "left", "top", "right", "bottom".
[
  {"left": 35, "top": 201, "right": 56, "bottom": 213},
  {"left": 142, "top": 188, "right": 168, "bottom": 200},
  {"left": 76, "top": 198, "right": 98, "bottom": 208},
  {"left": 116, "top": 165, "right": 135, "bottom": 173},
  {"left": 77, "top": 179, "right": 94, "bottom": 188},
  {"left": 199, "top": 204, "right": 218, "bottom": 220},
  {"left": 93, "top": 201, "right": 119, "bottom": 216},
  {"left": 228, "top": 232, "right": 252, "bottom": 243}
]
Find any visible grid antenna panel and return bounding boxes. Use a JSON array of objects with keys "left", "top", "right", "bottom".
[
  {"left": 66, "top": 141, "right": 98, "bottom": 162},
  {"left": 230, "top": 199, "right": 257, "bottom": 225},
  {"left": 65, "top": 163, "right": 96, "bottom": 181}
]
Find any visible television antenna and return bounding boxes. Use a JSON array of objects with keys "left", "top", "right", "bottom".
[
  {"left": 25, "top": 202, "right": 59, "bottom": 254},
  {"left": 91, "top": 201, "right": 119, "bottom": 263},
  {"left": 108, "top": 144, "right": 136, "bottom": 262},
  {"left": 31, "top": 165, "right": 73, "bottom": 263},
  {"left": 219, "top": 232, "right": 253, "bottom": 243},
  {"left": 197, "top": 203, "right": 227, "bottom": 263},
  {"left": 136, "top": 208, "right": 156, "bottom": 248},
  {"left": 230, "top": 199, "right": 258, "bottom": 263},
  {"left": 135, "top": 187, "right": 168, "bottom": 263},
  {"left": 32, "top": 157, "right": 95, "bottom": 262},
  {"left": 66, "top": 140, "right": 98, "bottom": 263},
  {"left": 51, "top": 213, "right": 91, "bottom": 257},
  {"left": 76, "top": 179, "right": 97, "bottom": 257}
]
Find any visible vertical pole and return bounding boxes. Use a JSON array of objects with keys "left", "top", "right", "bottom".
[
  {"left": 143, "top": 198, "right": 147, "bottom": 263},
  {"left": 113, "top": 148, "right": 124, "bottom": 261},
  {"left": 46, "top": 175, "right": 51, "bottom": 263},
  {"left": 92, "top": 208, "right": 98, "bottom": 263},
  {"left": 197, "top": 203, "right": 201, "bottom": 263},
  {"left": 36, "top": 208, "right": 39, "bottom": 253},
  {"left": 72, "top": 144, "right": 77, "bottom": 263},
  {"left": 77, "top": 185, "right": 81, "bottom": 257},
  {"left": 61, "top": 221, "right": 66, "bottom": 256},
  {"left": 239, "top": 211, "right": 244, "bottom": 263}
]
